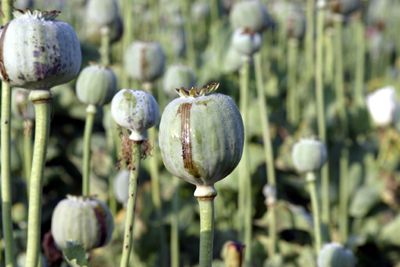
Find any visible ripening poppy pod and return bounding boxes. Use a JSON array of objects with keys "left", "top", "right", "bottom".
[
  {"left": 230, "top": 0, "right": 272, "bottom": 32},
  {"left": 270, "top": 2, "right": 306, "bottom": 39},
  {"left": 231, "top": 27, "right": 262, "bottom": 57},
  {"left": 85, "top": 0, "right": 123, "bottom": 44},
  {"left": 329, "top": 0, "right": 362, "bottom": 16},
  {"left": 0, "top": 10, "right": 81, "bottom": 90},
  {"left": 292, "top": 138, "right": 328, "bottom": 173},
  {"left": 110, "top": 89, "right": 160, "bottom": 141},
  {"left": 163, "top": 64, "right": 196, "bottom": 98},
  {"left": 51, "top": 195, "right": 114, "bottom": 251},
  {"left": 75, "top": 64, "right": 118, "bottom": 106},
  {"left": 318, "top": 243, "right": 356, "bottom": 267},
  {"left": 14, "top": 0, "right": 34, "bottom": 9},
  {"left": 159, "top": 83, "right": 244, "bottom": 187},
  {"left": 124, "top": 41, "right": 166, "bottom": 83}
]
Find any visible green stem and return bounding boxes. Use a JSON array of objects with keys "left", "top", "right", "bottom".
[
  {"left": 182, "top": 0, "right": 196, "bottom": 68},
  {"left": 119, "top": 141, "right": 141, "bottom": 267},
  {"left": 171, "top": 180, "right": 180, "bottom": 267},
  {"left": 254, "top": 53, "right": 277, "bottom": 256},
  {"left": 287, "top": 38, "right": 299, "bottom": 125},
  {"left": 354, "top": 15, "right": 365, "bottom": 105},
  {"left": 1, "top": 2, "right": 15, "bottom": 266},
  {"left": 121, "top": 0, "right": 133, "bottom": 88},
  {"left": 100, "top": 26, "right": 110, "bottom": 66},
  {"left": 196, "top": 186, "right": 216, "bottom": 267},
  {"left": 339, "top": 146, "right": 349, "bottom": 243},
  {"left": 324, "top": 29, "right": 334, "bottom": 85},
  {"left": 82, "top": 105, "right": 96, "bottom": 196},
  {"left": 25, "top": 90, "right": 52, "bottom": 267},
  {"left": 149, "top": 127, "right": 167, "bottom": 267},
  {"left": 316, "top": 1, "right": 330, "bottom": 229},
  {"left": 306, "top": 172, "right": 322, "bottom": 254},
  {"left": 23, "top": 120, "right": 33, "bottom": 191},
  {"left": 305, "top": 0, "right": 315, "bottom": 83}
]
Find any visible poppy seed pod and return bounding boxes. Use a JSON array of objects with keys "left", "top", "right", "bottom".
[
  {"left": 85, "top": 0, "right": 123, "bottom": 44},
  {"left": 75, "top": 64, "right": 117, "bottom": 106},
  {"left": 230, "top": 0, "right": 272, "bottom": 32},
  {"left": 163, "top": 65, "right": 196, "bottom": 98},
  {"left": 110, "top": 89, "right": 159, "bottom": 141},
  {"left": 113, "top": 169, "right": 130, "bottom": 204},
  {"left": 14, "top": 0, "right": 34, "bottom": 9},
  {"left": 12, "top": 88, "right": 35, "bottom": 120},
  {"left": 292, "top": 138, "right": 327, "bottom": 173},
  {"left": 51, "top": 195, "right": 114, "bottom": 251},
  {"left": 318, "top": 243, "right": 356, "bottom": 267},
  {"left": 0, "top": 10, "right": 82, "bottom": 90},
  {"left": 366, "top": 86, "right": 398, "bottom": 127},
  {"left": 124, "top": 41, "right": 166, "bottom": 83},
  {"left": 159, "top": 83, "right": 244, "bottom": 186},
  {"left": 231, "top": 28, "right": 262, "bottom": 57},
  {"left": 330, "top": 0, "right": 362, "bottom": 16},
  {"left": 271, "top": 2, "right": 306, "bottom": 39}
]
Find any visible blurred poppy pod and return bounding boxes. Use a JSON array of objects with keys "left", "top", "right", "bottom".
[
  {"left": 163, "top": 65, "right": 196, "bottom": 98},
  {"left": 318, "top": 243, "right": 356, "bottom": 267},
  {"left": 231, "top": 27, "right": 262, "bottom": 57},
  {"left": 0, "top": 10, "right": 82, "bottom": 90},
  {"left": 230, "top": 0, "right": 273, "bottom": 32},
  {"left": 292, "top": 138, "right": 327, "bottom": 173}
]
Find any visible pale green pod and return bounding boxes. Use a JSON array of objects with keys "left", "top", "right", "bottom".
[
  {"left": 230, "top": 0, "right": 272, "bottom": 32},
  {"left": 292, "top": 138, "right": 327, "bottom": 173},
  {"left": 51, "top": 195, "right": 114, "bottom": 251},
  {"left": 14, "top": 0, "right": 34, "bottom": 9},
  {"left": 317, "top": 243, "right": 356, "bottom": 267},
  {"left": 231, "top": 28, "right": 262, "bottom": 56},
  {"left": 163, "top": 65, "right": 196, "bottom": 98},
  {"left": 85, "top": 0, "right": 123, "bottom": 44},
  {"left": 110, "top": 89, "right": 159, "bottom": 141},
  {"left": 113, "top": 169, "right": 130, "bottom": 204},
  {"left": 11, "top": 88, "right": 35, "bottom": 120},
  {"left": 75, "top": 65, "right": 117, "bottom": 106},
  {"left": 270, "top": 2, "right": 306, "bottom": 39},
  {"left": 223, "top": 46, "right": 244, "bottom": 73},
  {"left": 159, "top": 85, "right": 244, "bottom": 186},
  {"left": 0, "top": 10, "right": 82, "bottom": 90},
  {"left": 124, "top": 41, "right": 166, "bottom": 82}
]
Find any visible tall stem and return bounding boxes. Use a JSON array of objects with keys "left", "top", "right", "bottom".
[
  {"left": 1, "top": 1, "right": 15, "bottom": 266},
  {"left": 82, "top": 105, "right": 96, "bottom": 196},
  {"left": 339, "top": 146, "right": 349, "bottom": 243},
  {"left": 120, "top": 141, "right": 141, "bottom": 267},
  {"left": 25, "top": 90, "right": 52, "bottom": 267},
  {"left": 171, "top": 180, "right": 180, "bottom": 267},
  {"left": 254, "top": 53, "right": 277, "bottom": 256},
  {"left": 316, "top": 0, "right": 330, "bottom": 228},
  {"left": 354, "top": 15, "right": 365, "bottom": 105},
  {"left": 23, "top": 120, "right": 33, "bottom": 190},
  {"left": 287, "top": 38, "right": 299, "bottom": 125},
  {"left": 121, "top": 0, "right": 133, "bottom": 88},
  {"left": 100, "top": 27, "right": 110, "bottom": 66},
  {"left": 195, "top": 185, "right": 216, "bottom": 267},
  {"left": 305, "top": 0, "right": 315, "bottom": 83},
  {"left": 306, "top": 172, "right": 322, "bottom": 254}
]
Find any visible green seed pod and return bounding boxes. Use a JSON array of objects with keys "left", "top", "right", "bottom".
[
  {"left": 163, "top": 65, "right": 196, "bottom": 98},
  {"left": 85, "top": 0, "right": 123, "bottom": 44},
  {"left": 113, "top": 169, "right": 129, "bottom": 204},
  {"left": 124, "top": 41, "right": 166, "bottom": 83},
  {"left": 0, "top": 10, "right": 82, "bottom": 90},
  {"left": 51, "top": 195, "right": 114, "bottom": 251},
  {"left": 270, "top": 2, "right": 306, "bottom": 39},
  {"left": 231, "top": 28, "right": 262, "bottom": 56},
  {"left": 159, "top": 83, "right": 244, "bottom": 186},
  {"left": 318, "top": 243, "right": 356, "bottom": 267},
  {"left": 224, "top": 46, "right": 244, "bottom": 73},
  {"left": 14, "top": 0, "right": 34, "bottom": 9},
  {"left": 11, "top": 88, "right": 35, "bottom": 120},
  {"left": 110, "top": 89, "right": 159, "bottom": 141},
  {"left": 292, "top": 138, "right": 327, "bottom": 173},
  {"left": 230, "top": 0, "right": 272, "bottom": 32},
  {"left": 75, "top": 64, "right": 117, "bottom": 106},
  {"left": 12, "top": 202, "right": 27, "bottom": 225}
]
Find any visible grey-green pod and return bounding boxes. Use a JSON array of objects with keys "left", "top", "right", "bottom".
[
  {"left": 75, "top": 64, "right": 117, "bottom": 106},
  {"left": 231, "top": 28, "right": 262, "bottom": 56},
  {"left": 51, "top": 195, "right": 114, "bottom": 251},
  {"left": 163, "top": 65, "right": 196, "bottom": 98},
  {"left": 317, "top": 243, "right": 356, "bottom": 267},
  {"left": 159, "top": 86, "right": 244, "bottom": 186},
  {"left": 292, "top": 138, "right": 327, "bottom": 173},
  {"left": 230, "top": 0, "right": 272, "bottom": 32}
]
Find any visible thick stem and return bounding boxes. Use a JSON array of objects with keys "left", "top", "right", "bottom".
[
  {"left": 316, "top": 1, "right": 330, "bottom": 229},
  {"left": 25, "top": 90, "right": 52, "bottom": 267},
  {"left": 354, "top": 15, "right": 365, "bottom": 105},
  {"left": 196, "top": 185, "right": 216, "bottom": 267},
  {"left": 119, "top": 141, "right": 141, "bottom": 267},
  {"left": 306, "top": 172, "right": 322, "bottom": 254},
  {"left": 287, "top": 38, "right": 299, "bottom": 125},
  {"left": 254, "top": 53, "right": 277, "bottom": 256},
  {"left": 23, "top": 120, "right": 34, "bottom": 191},
  {"left": 339, "top": 146, "right": 349, "bottom": 243},
  {"left": 171, "top": 180, "right": 180, "bottom": 267},
  {"left": 1, "top": 2, "right": 15, "bottom": 266},
  {"left": 100, "top": 27, "right": 110, "bottom": 66},
  {"left": 82, "top": 105, "right": 96, "bottom": 196}
]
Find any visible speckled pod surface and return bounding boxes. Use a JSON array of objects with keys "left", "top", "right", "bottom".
[
  {"left": 159, "top": 88, "right": 244, "bottom": 186},
  {"left": 124, "top": 41, "right": 165, "bottom": 83},
  {"left": 0, "top": 10, "right": 81, "bottom": 89},
  {"left": 85, "top": 0, "right": 123, "bottom": 44},
  {"left": 163, "top": 65, "right": 196, "bottom": 98},
  {"left": 230, "top": 0, "right": 272, "bottom": 32},
  {"left": 292, "top": 138, "right": 327, "bottom": 173},
  {"left": 76, "top": 65, "right": 117, "bottom": 106},
  {"left": 231, "top": 28, "right": 262, "bottom": 56},
  {"left": 111, "top": 89, "right": 159, "bottom": 141},
  {"left": 318, "top": 243, "right": 356, "bottom": 267},
  {"left": 51, "top": 195, "right": 114, "bottom": 251}
]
